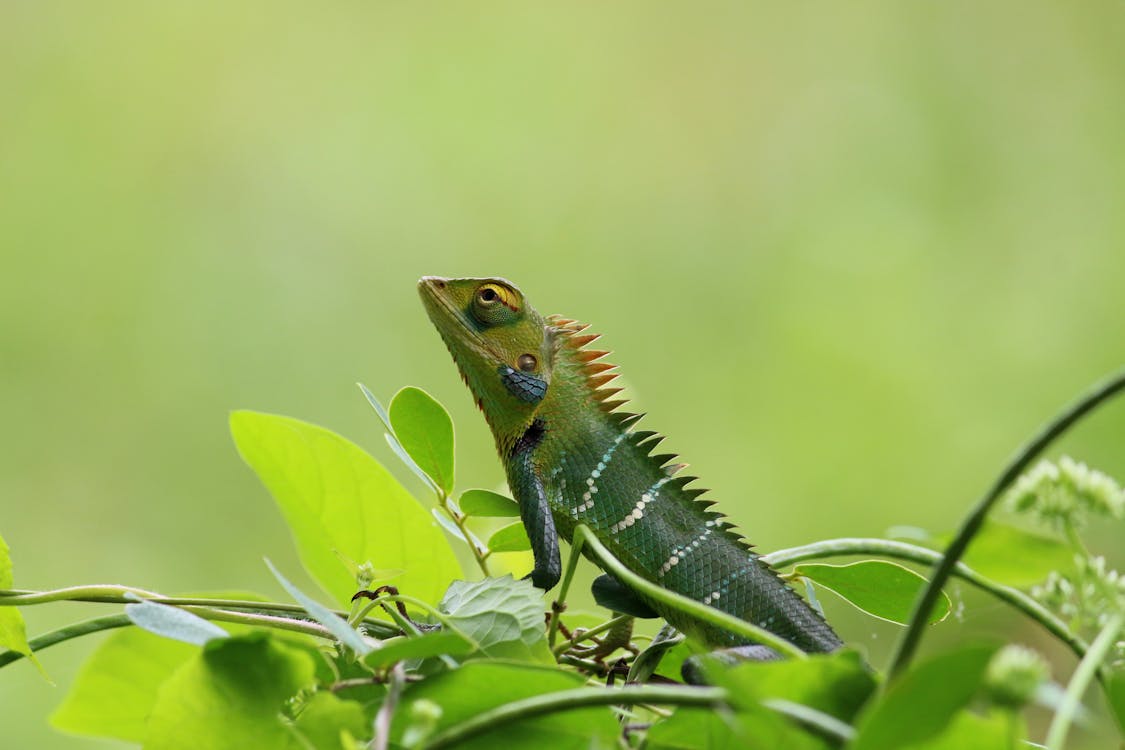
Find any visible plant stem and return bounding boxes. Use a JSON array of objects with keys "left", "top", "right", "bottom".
[
  {"left": 887, "top": 368, "right": 1125, "bottom": 683},
  {"left": 762, "top": 538, "right": 1090, "bottom": 664},
  {"left": 1044, "top": 613, "right": 1123, "bottom": 750},
  {"left": 552, "top": 614, "right": 634, "bottom": 657},
  {"left": 573, "top": 525, "right": 807, "bottom": 660},
  {"left": 0, "top": 606, "right": 336, "bottom": 670},
  {"left": 0, "top": 615, "right": 131, "bottom": 669},
  {"left": 0, "top": 588, "right": 400, "bottom": 637},
  {"left": 547, "top": 532, "right": 585, "bottom": 649}
]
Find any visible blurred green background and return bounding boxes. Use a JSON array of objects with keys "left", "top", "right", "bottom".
[{"left": 3, "top": 1, "right": 1124, "bottom": 747}]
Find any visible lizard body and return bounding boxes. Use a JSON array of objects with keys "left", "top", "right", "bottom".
[{"left": 419, "top": 276, "right": 841, "bottom": 653}]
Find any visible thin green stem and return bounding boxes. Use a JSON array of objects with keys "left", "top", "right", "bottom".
[
  {"left": 762, "top": 538, "right": 1090, "bottom": 664},
  {"left": 548, "top": 532, "right": 585, "bottom": 649},
  {"left": 440, "top": 492, "right": 491, "bottom": 577},
  {"left": 1045, "top": 613, "right": 1123, "bottom": 750},
  {"left": 0, "top": 606, "right": 338, "bottom": 671},
  {"left": 552, "top": 614, "right": 634, "bottom": 657},
  {"left": 0, "top": 588, "right": 400, "bottom": 638},
  {"left": 424, "top": 685, "right": 728, "bottom": 750},
  {"left": 0, "top": 615, "right": 132, "bottom": 668},
  {"left": 887, "top": 368, "right": 1125, "bottom": 683},
  {"left": 573, "top": 525, "right": 806, "bottom": 660}
]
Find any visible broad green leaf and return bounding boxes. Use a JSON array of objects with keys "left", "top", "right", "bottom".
[
  {"left": 711, "top": 650, "right": 876, "bottom": 723},
  {"left": 52, "top": 591, "right": 318, "bottom": 743},
  {"left": 460, "top": 488, "right": 521, "bottom": 517},
  {"left": 230, "top": 411, "right": 461, "bottom": 606},
  {"left": 51, "top": 627, "right": 197, "bottom": 741},
  {"left": 487, "top": 521, "right": 532, "bottom": 553},
  {"left": 795, "top": 560, "right": 950, "bottom": 625},
  {"left": 0, "top": 533, "right": 44, "bottom": 676},
  {"left": 145, "top": 633, "right": 315, "bottom": 750},
  {"left": 851, "top": 643, "right": 998, "bottom": 750},
  {"left": 439, "top": 576, "right": 551, "bottom": 662},
  {"left": 646, "top": 708, "right": 754, "bottom": 750},
  {"left": 266, "top": 559, "right": 372, "bottom": 655},
  {"left": 389, "top": 387, "right": 455, "bottom": 494},
  {"left": 390, "top": 661, "right": 618, "bottom": 750},
  {"left": 647, "top": 703, "right": 830, "bottom": 750},
  {"left": 937, "top": 520, "right": 1075, "bottom": 588},
  {"left": 900, "top": 709, "right": 1015, "bottom": 749},
  {"left": 292, "top": 691, "right": 372, "bottom": 749},
  {"left": 125, "top": 599, "right": 229, "bottom": 646},
  {"left": 363, "top": 631, "right": 476, "bottom": 669}
]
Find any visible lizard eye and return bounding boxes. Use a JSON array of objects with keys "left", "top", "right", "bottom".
[
  {"left": 471, "top": 283, "right": 520, "bottom": 326},
  {"left": 517, "top": 354, "right": 537, "bottom": 372}
]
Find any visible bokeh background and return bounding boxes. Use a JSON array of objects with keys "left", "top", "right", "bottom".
[{"left": 3, "top": 2, "right": 1124, "bottom": 747}]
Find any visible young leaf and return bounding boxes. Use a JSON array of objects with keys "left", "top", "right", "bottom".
[
  {"left": 460, "top": 489, "right": 521, "bottom": 518},
  {"left": 439, "top": 576, "right": 550, "bottom": 662},
  {"left": 390, "top": 661, "right": 618, "bottom": 749},
  {"left": 363, "top": 631, "right": 476, "bottom": 670},
  {"left": 230, "top": 411, "right": 461, "bottom": 606},
  {"left": 125, "top": 599, "right": 230, "bottom": 646},
  {"left": 850, "top": 644, "right": 998, "bottom": 750},
  {"left": 389, "top": 386, "right": 455, "bottom": 495},
  {"left": 0, "top": 533, "right": 45, "bottom": 677},
  {"left": 266, "top": 559, "right": 372, "bottom": 655},
  {"left": 487, "top": 522, "right": 532, "bottom": 553},
  {"left": 795, "top": 560, "right": 951, "bottom": 625},
  {"left": 144, "top": 633, "right": 316, "bottom": 750}
]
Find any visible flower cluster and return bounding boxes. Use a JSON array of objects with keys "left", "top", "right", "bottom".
[
  {"left": 1033, "top": 555, "right": 1125, "bottom": 667},
  {"left": 1006, "top": 456, "right": 1125, "bottom": 529}
]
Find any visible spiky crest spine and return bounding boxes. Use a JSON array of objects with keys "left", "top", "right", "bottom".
[{"left": 546, "top": 313, "right": 757, "bottom": 553}]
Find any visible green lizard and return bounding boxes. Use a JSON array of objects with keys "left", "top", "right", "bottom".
[{"left": 419, "top": 276, "right": 842, "bottom": 655}]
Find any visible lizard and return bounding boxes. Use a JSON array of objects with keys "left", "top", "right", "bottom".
[{"left": 418, "top": 275, "right": 842, "bottom": 656}]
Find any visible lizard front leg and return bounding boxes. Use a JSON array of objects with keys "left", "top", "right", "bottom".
[{"left": 507, "top": 423, "right": 561, "bottom": 590}]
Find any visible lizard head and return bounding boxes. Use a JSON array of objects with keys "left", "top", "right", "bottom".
[{"left": 419, "top": 276, "right": 555, "bottom": 439}]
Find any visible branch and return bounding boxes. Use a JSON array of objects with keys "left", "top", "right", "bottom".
[
  {"left": 887, "top": 368, "right": 1125, "bottom": 682},
  {"left": 762, "top": 538, "right": 1090, "bottom": 664}
]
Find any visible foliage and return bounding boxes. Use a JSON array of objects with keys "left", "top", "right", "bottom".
[{"left": 2, "top": 376, "right": 1125, "bottom": 749}]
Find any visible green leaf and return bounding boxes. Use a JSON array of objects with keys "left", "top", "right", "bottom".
[
  {"left": 0, "top": 533, "right": 45, "bottom": 677},
  {"left": 362, "top": 630, "right": 476, "bottom": 670},
  {"left": 439, "top": 576, "right": 551, "bottom": 662},
  {"left": 460, "top": 488, "right": 521, "bottom": 517},
  {"left": 851, "top": 643, "right": 998, "bottom": 750},
  {"left": 266, "top": 559, "right": 372, "bottom": 655},
  {"left": 936, "top": 520, "right": 1076, "bottom": 588},
  {"left": 795, "top": 560, "right": 951, "bottom": 625},
  {"left": 648, "top": 703, "right": 831, "bottom": 750},
  {"left": 487, "top": 522, "right": 532, "bottom": 553},
  {"left": 900, "top": 709, "right": 1015, "bottom": 750},
  {"left": 51, "top": 627, "right": 197, "bottom": 742},
  {"left": 52, "top": 591, "right": 318, "bottom": 743},
  {"left": 230, "top": 411, "right": 461, "bottom": 606},
  {"left": 292, "top": 691, "right": 372, "bottom": 749},
  {"left": 391, "top": 661, "right": 618, "bottom": 750},
  {"left": 125, "top": 599, "right": 230, "bottom": 646},
  {"left": 389, "top": 386, "right": 455, "bottom": 494},
  {"left": 144, "top": 632, "right": 315, "bottom": 750},
  {"left": 712, "top": 649, "right": 876, "bottom": 723}
]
